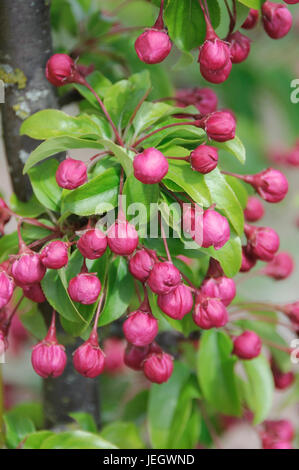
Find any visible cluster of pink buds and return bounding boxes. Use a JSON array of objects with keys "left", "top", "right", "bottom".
[{"left": 261, "top": 419, "right": 294, "bottom": 449}]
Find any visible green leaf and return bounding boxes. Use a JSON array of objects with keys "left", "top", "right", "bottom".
[
  {"left": 4, "top": 413, "right": 35, "bottom": 449},
  {"left": 148, "top": 362, "right": 190, "bottom": 449},
  {"left": 28, "top": 159, "right": 62, "bottom": 212},
  {"left": 40, "top": 431, "right": 117, "bottom": 449},
  {"left": 20, "top": 110, "right": 103, "bottom": 140},
  {"left": 100, "top": 422, "right": 145, "bottom": 449},
  {"left": 238, "top": 0, "right": 261, "bottom": 9},
  {"left": 242, "top": 356, "right": 274, "bottom": 425},
  {"left": 123, "top": 390, "right": 149, "bottom": 422},
  {"left": 61, "top": 167, "right": 120, "bottom": 217},
  {"left": 164, "top": 160, "right": 211, "bottom": 207},
  {"left": 10, "top": 193, "right": 44, "bottom": 218},
  {"left": 99, "top": 139, "right": 134, "bottom": 176},
  {"left": 213, "top": 135, "right": 246, "bottom": 164},
  {"left": 5, "top": 402, "right": 44, "bottom": 429},
  {"left": 104, "top": 71, "right": 151, "bottom": 129},
  {"left": 133, "top": 102, "right": 178, "bottom": 136},
  {"left": 197, "top": 330, "right": 242, "bottom": 416},
  {"left": 124, "top": 174, "right": 160, "bottom": 225},
  {"left": 165, "top": 0, "right": 220, "bottom": 52},
  {"left": 204, "top": 167, "right": 244, "bottom": 235},
  {"left": 69, "top": 412, "right": 97, "bottom": 433},
  {"left": 203, "top": 235, "right": 242, "bottom": 277},
  {"left": 19, "top": 304, "right": 47, "bottom": 340},
  {"left": 99, "top": 257, "right": 134, "bottom": 326},
  {"left": 23, "top": 136, "right": 104, "bottom": 174},
  {"left": 23, "top": 431, "right": 54, "bottom": 449},
  {"left": 225, "top": 175, "right": 248, "bottom": 210},
  {"left": 142, "top": 121, "right": 206, "bottom": 149},
  {"left": 74, "top": 71, "right": 112, "bottom": 108}
]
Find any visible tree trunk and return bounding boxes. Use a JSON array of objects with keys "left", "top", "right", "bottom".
[{"left": 0, "top": 0, "right": 100, "bottom": 428}]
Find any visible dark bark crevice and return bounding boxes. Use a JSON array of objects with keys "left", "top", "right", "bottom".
[{"left": 0, "top": 0, "right": 100, "bottom": 428}]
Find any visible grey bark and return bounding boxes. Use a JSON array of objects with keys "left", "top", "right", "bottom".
[{"left": 0, "top": 0, "right": 100, "bottom": 428}]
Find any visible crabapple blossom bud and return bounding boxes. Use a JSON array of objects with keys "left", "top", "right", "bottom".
[
  {"left": 176, "top": 88, "right": 218, "bottom": 115},
  {"left": 228, "top": 32, "right": 251, "bottom": 64},
  {"left": 282, "top": 302, "right": 299, "bottom": 325},
  {"left": 0, "top": 198, "right": 11, "bottom": 235},
  {"left": 135, "top": 29, "right": 172, "bottom": 64},
  {"left": 31, "top": 323, "right": 66, "bottom": 378},
  {"left": 46, "top": 54, "right": 82, "bottom": 87},
  {"left": 147, "top": 261, "right": 181, "bottom": 295},
  {"left": 0, "top": 271, "right": 14, "bottom": 309},
  {"left": 107, "top": 220, "right": 139, "bottom": 256},
  {"left": 199, "top": 39, "right": 231, "bottom": 71},
  {"left": 128, "top": 249, "right": 155, "bottom": 282},
  {"left": 200, "top": 60, "right": 232, "bottom": 84},
  {"left": 123, "top": 310, "right": 158, "bottom": 347},
  {"left": 103, "top": 337, "right": 126, "bottom": 374},
  {"left": 182, "top": 205, "right": 204, "bottom": 246},
  {"left": 263, "top": 252, "right": 294, "bottom": 280},
  {"left": 201, "top": 276, "right": 236, "bottom": 307},
  {"left": 242, "top": 9, "right": 259, "bottom": 29},
  {"left": 124, "top": 343, "right": 151, "bottom": 370},
  {"left": 271, "top": 360, "right": 295, "bottom": 389},
  {"left": 157, "top": 283, "right": 194, "bottom": 320},
  {"left": 204, "top": 111, "right": 236, "bottom": 142},
  {"left": 202, "top": 209, "right": 230, "bottom": 250},
  {"left": 193, "top": 295, "right": 228, "bottom": 329},
  {"left": 12, "top": 253, "right": 46, "bottom": 286},
  {"left": 240, "top": 246, "right": 257, "bottom": 272},
  {"left": 244, "top": 196, "right": 264, "bottom": 222},
  {"left": 56, "top": 158, "right": 87, "bottom": 190},
  {"left": 77, "top": 229, "right": 107, "bottom": 259},
  {"left": 23, "top": 283, "right": 46, "bottom": 303},
  {"left": 143, "top": 351, "right": 173, "bottom": 384},
  {"left": 264, "top": 420, "right": 294, "bottom": 443},
  {"left": 73, "top": 333, "right": 105, "bottom": 378},
  {"left": 244, "top": 168, "right": 288, "bottom": 203},
  {"left": 190, "top": 145, "right": 218, "bottom": 174},
  {"left": 68, "top": 273, "right": 101, "bottom": 305},
  {"left": 244, "top": 224, "right": 280, "bottom": 262},
  {"left": 40, "top": 240, "right": 69, "bottom": 269},
  {"left": 232, "top": 330, "right": 262, "bottom": 359},
  {"left": 262, "top": 1, "right": 292, "bottom": 39},
  {"left": 133, "top": 148, "right": 169, "bottom": 184},
  {"left": 265, "top": 441, "right": 293, "bottom": 449}
]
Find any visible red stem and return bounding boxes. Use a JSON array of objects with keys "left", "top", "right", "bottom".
[
  {"left": 45, "top": 311, "right": 57, "bottom": 344},
  {"left": 159, "top": 212, "right": 172, "bottom": 262},
  {"left": 154, "top": 0, "right": 165, "bottom": 30}
]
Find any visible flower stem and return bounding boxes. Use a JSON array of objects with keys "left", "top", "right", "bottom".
[
  {"left": 159, "top": 212, "right": 172, "bottom": 262},
  {"left": 133, "top": 120, "right": 200, "bottom": 148},
  {"left": 154, "top": 0, "right": 165, "bottom": 30}
]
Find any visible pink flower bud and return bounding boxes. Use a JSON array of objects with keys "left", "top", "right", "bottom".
[
  {"left": 240, "top": 246, "right": 257, "bottom": 272},
  {"left": 193, "top": 295, "right": 228, "bottom": 329},
  {"left": 244, "top": 168, "right": 288, "bottom": 203},
  {"left": 107, "top": 220, "right": 139, "bottom": 256},
  {"left": 68, "top": 273, "right": 101, "bottom": 305},
  {"left": 23, "top": 283, "right": 46, "bottom": 303},
  {"left": 12, "top": 253, "right": 46, "bottom": 286},
  {"left": 264, "top": 441, "right": 293, "bottom": 449},
  {"left": 199, "top": 39, "right": 231, "bottom": 71},
  {"left": 0, "top": 198, "right": 11, "bottom": 235},
  {"left": 77, "top": 228, "right": 107, "bottom": 260},
  {"left": 271, "top": 360, "right": 295, "bottom": 389},
  {"left": 73, "top": 333, "right": 105, "bottom": 378},
  {"left": 264, "top": 420, "right": 294, "bottom": 443},
  {"left": 283, "top": 0, "right": 299, "bottom": 3},
  {"left": 201, "top": 276, "right": 236, "bottom": 307},
  {"left": 232, "top": 330, "right": 262, "bottom": 359},
  {"left": 133, "top": 148, "right": 169, "bottom": 184},
  {"left": 135, "top": 29, "right": 172, "bottom": 64},
  {"left": 190, "top": 145, "right": 218, "bottom": 174},
  {"left": 123, "top": 310, "right": 158, "bottom": 347},
  {"left": 176, "top": 88, "right": 218, "bottom": 115},
  {"left": 263, "top": 252, "right": 294, "bottom": 280},
  {"left": 202, "top": 209, "right": 230, "bottom": 250},
  {"left": 143, "top": 351, "right": 173, "bottom": 384},
  {"left": 244, "top": 196, "right": 264, "bottom": 222},
  {"left": 0, "top": 271, "right": 14, "bottom": 309},
  {"left": 124, "top": 343, "right": 151, "bottom": 370},
  {"left": 242, "top": 9, "right": 259, "bottom": 29},
  {"left": 103, "top": 337, "right": 126, "bottom": 374},
  {"left": 262, "top": 1, "right": 292, "bottom": 39},
  {"left": 200, "top": 60, "right": 232, "bottom": 84},
  {"left": 282, "top": 302, "right": 299, "bottom": 325},
  {"left": 182, "top": 205, "right": 204, "bottom": 246},
  {"left": 31, "top": 319, "right": 66, "bottom": 378},
  {"left": 147, "top": 261, "right": 181, "bottom": 295},
  {"left": 40, "top": 240, "right": 69, "bottom": 269},
  {"left": 46, "top": 53, "right": 82, "bottom": 87},
  {"left": 129, "top": 249, "right": 155, "bottom": 282},
  {"left": 228, "top": 31, "right": 251, "bottom": 64},
  {"left": 245, "top": 224, "right": 280, "bottom": 262},
  {"left": 56, "top": 158, "right": 87, "bottom": 190},
  {"left": 157, "top": 283, "right": 194, "bottom": 320},
  {"left": 204, "top": 111, "right": 236, "bottom": 142}
]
